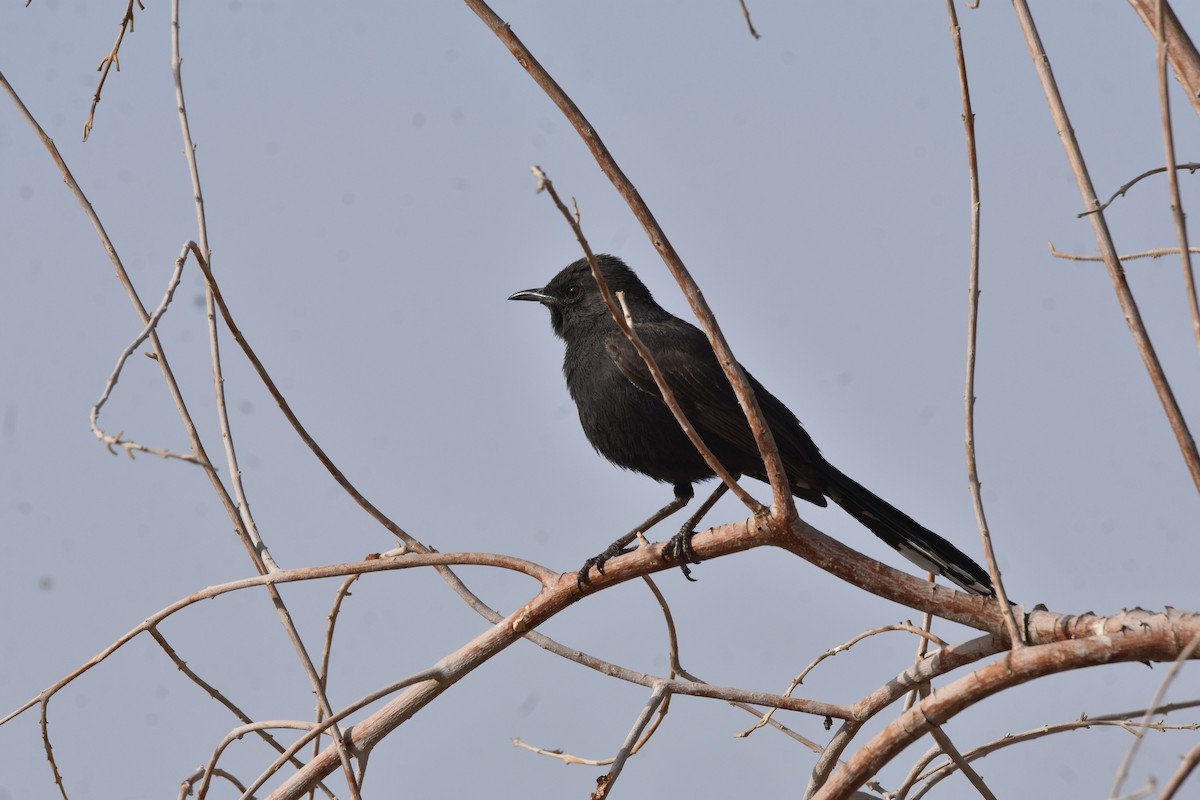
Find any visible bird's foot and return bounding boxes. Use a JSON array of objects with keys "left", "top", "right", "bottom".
[
  {"left": 576, "top": 540, "right": 636, "bottom": 589},
  {"left": 662, "top": 526, "right": 700, "bottom": 582}
]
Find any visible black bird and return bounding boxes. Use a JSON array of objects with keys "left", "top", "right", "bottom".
[{"left": 509, "top": 255, "right": 994, "bottom": 596}]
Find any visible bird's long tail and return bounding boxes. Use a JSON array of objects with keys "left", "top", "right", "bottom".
[{"left": 822, "top": 465, "right": 994, "bottom": 596}]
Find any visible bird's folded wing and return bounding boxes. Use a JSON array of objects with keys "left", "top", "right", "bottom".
[{"left": 606, "top": 324, "right": 829, "bottom": 504}]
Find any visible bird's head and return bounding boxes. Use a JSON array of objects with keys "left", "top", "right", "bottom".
[{"left": 508, "top": 254, "right": 657, "bottom": 339}]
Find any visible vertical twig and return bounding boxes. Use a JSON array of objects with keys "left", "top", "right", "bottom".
[
  {"left": 1011, "top": 0, "right": 1200, "bottom": 494},
  {"left": 946, "top": 0, "right": 1023, "bottom": 645},
  {"left": 1154, "top": 0, "right": 1200, "bottom": 352},
  {"left": 903, "top": 603, "right": 935, "bottom": 712},
  {"left": 171, "top": 5, "right": 358, "bottom": 793},
  {"left": 170, "top": 0, "right": 276, "bottom": 574},
  {"left": 311, "top": 575, "right": 361, "bottom": 800}
]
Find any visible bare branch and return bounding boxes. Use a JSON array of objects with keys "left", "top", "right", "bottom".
[
  {"left": 89, "top": 249, "right": 200, "bottom": 464},
  {"left": 313, "top": 575, "right": 361, "bottom": 785},
  {"left": 1050, "top": 243, "right": 1200, "bottom": 262},
  {"left": 198, "top": 720, "right": 321, "bottom": 800},
  {"left": 1080, "top": 162, "right": 1200, "bottom": 218},
  {"left": 740, "top": 622, "right": 947, "bottom": 738},
  {"left": 171, "top": 1, "right": 279, "bottom": 576},
  {"left": 82, "top": 0, "right": 143, "bottom": 141},
  {"left": 901, "top": 705, "right": 1200, "bottom": 799},
  {"left": 1127, "top": 0, "right": 1200, "bottom": 120},
  {"left": 917, "top": 683, "right": 998, "bottom": 800},
  {"left": 946, "top": 0, "right": 1023, "bottom": 645},
  {"left": 1151, "top": 0, "right": 1200, "bottom": 352},
  {"left": 596, "top": 684, "right": 668, "bottom": 798},
  {"left": 738, "top": 0, "right": 761, "bottom": 39},
  {"left": 1012, "top": 0, "right": 1200, "bottom": 493}
]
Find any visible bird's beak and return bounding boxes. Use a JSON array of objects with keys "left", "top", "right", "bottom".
[{"left": 508, "top": 288, "right": 553, "bottom": 304}]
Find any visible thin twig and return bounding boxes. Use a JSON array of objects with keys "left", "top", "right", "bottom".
[
  {"left": 89, "top": 248, "right": 200, "bottom": 463},
  {"left": 38, "top": 698, "right": 66, "bottom": 800},
  {"left": 643, "top": 575, "right": 839, "bottom": 760},
  {"left": 197, "top": 720, "right": 321, "bottom": 800},
  {"left": 172, "top": 0, "right": 356, "bottom": 761},
  {"left": 1080, "top": 163, "right": 1200, "bottom": 218},
  {"left": 4, "top": 551, "right": 555, "bottom": 727},
  {"left": 917, "top": 683, "right": 997, "bottom": 800},
  {"left": 595, "top": 685, "right": 668, "bottom": 798},
  {"left": 531, "top": 167, "right": 761, "bottom": 514},
  {"left": 902, "top": 705, "right": 1200, "bottom": 799},
  {"left": 511, "top": 738, "right": 612, "bottom": 766},
  {"left": 1153, "top": 0, "right": 1200, "bottom": 352},
  {"left": 1049, "top": 243, "right": 1200, "bottom": 262},
  {"left": 740, "top": 622, "right": 948, "bottom": 738},
  {"left": 947, "top": 0, "right": 1023, "bottom": 645},
  {"left": 82, "top": 0, "right": 143, "bottom": 141},
  {"left": 171, "top": 0, "right": 277, "bottom": 578},
  {"left": 1011, "top": 0, "right": 1200, "bottom": 493},
  {"left": 178, "top": 767, "right": 249, "bottom": 800},
  {"left": 738, "top": 0, "right": 761, "bottom": 39},
  {"left": 311, "top": 575, "right": 360, "bottom": 798}
]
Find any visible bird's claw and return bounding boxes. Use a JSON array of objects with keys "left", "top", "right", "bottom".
[
  {"left": 663, "top": 528, "right": 700, "bottom": 582},
  {"left": 576, "top": 542, "right": 635, "bottom": 589}
]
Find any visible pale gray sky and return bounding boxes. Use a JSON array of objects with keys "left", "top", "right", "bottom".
[{"left": 2, "top": 3, "right": 1198, "bottom": 798}]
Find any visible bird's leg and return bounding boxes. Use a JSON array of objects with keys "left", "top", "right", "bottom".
[
  {"left": 577, "top": 483, "right": 694, "bottom": 588},
  {"left": 663, "top": 479, "right": 734, "bottom": 581}
]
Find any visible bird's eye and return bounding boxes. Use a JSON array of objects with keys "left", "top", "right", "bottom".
[{"left": 564, "top": 284, "right": 581, "bottom": 300}]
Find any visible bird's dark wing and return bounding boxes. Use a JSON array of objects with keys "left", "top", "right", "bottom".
[{"left": 605, "top": 320, "right": 829, "bottom": 505}]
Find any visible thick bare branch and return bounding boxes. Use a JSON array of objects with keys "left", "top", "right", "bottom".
[
  {"left": 1127, "top": 0, "right": 1200, "bottom": 119},
  {"left": 817, "top": 609, "right": 1200, "bottom": 799}
]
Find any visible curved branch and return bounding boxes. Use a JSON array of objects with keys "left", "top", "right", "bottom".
[{"left": 816, "top": 611, "right": 1200, "bottom": 799}]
